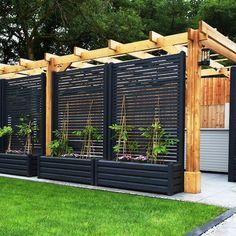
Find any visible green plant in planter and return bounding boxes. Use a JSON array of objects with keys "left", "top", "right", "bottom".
[
  {"left": 127, "top": 140, "right": 139, "bottom": 155},
  {"left": 73, "top": 125, "right": 101, "bottom": 158},
  {"left": 73, "top": 100, "right": 101, "bottom": 159},
  {"left": 109, "top": 95, "right": 139, "bottom": 160},
  {"left": 139, "top": 119, "right": 178, "bottom": 163},
  {"left": 0, "top": 126, "right": 13, "bottom": 152},
  {"left": 109, "top": 124, "right": 137, "bottom": 156},
  {"left": 49, "top": 130, "right": 73, "bottom": 157},
  {"left": 49, "top": 102, "right": 73, "bottom": 157},
  {"left": 16, "top": 117, "right": 38, "bottom": 154}
]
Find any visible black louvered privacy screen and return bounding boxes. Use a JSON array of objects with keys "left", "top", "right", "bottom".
[
  {"left": 108, "top": 52, "right": 185, "bottom": 163},
  {"left": 0, "top": 74, "right": 45, "bottom": 155},
  {"left": 52, "top": 52, "right": 185, "bottom": 162},
  {"left": 53, "top": 66, "right": 105, "bottom": 158},
  {"left": 229, "top": 67, "right": 236, "bottom": 182}
]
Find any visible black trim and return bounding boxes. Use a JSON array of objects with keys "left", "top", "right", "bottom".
[
  {"left": 103, "top": 64, "right": 109, "bottom": 160},
  {"left": 229, "top": 67, "right": 236, "bottom": 182},
  {"left": 186, "top": 208, "right": 236, "bottom": 236},
  {"left": 107, "top": 63, "right": 115, "bottom": 160},
  {"left": 178, "top": 51, "right": 186, "bottom": 190},
  {"left": 40, "top": 73, "right": 46, "bottom": 155},
  {"left": 52, "top": 72, "right": 58, "bottom": 134}
]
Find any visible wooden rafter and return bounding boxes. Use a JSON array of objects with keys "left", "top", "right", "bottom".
[
  {"left": 201, "top": 68, "right": 230, "bottom": 77},
  {"left": 108, "top": 40, "right": 155, "bottom": 59},
  {"left": 0, "top": 22, "right": 235, "bottom": 78},
  {"left": 199, "top": 21, "right": 236, "bottom": 53},
  {"left": 149, "top": 31, "right": 230, "bottom": 77},
  {"left": 51, "top": 32, "right": 188, "bottom": 65},
  {"left": 199, "top": 21, "right": 236, "bottom": 62},
  {"left": 74, "top": 47, "right": 122, "bottom": 63}
]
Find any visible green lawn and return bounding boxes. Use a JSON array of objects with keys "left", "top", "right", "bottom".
[{"left": 0, "top": 177, "right": 225, "bottom": 236}]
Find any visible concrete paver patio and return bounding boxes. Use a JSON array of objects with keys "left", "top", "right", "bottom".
[
  {"left": 0, "top": 172, "right": 235, "bottom": 235},
  {"left": 174, "top": 173, "right": 236, "bottom": 208}
]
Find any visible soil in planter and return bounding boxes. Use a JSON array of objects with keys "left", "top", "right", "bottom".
[
  {"left": 60, "top": 153, "right": 96, "bottom": 159},
  {"left": 115, "top": 155, "right": 170, "bottom": 164},
  {"left": 5, "top": 150, "right": 25, "bottom": 154},
  {"left": 116, "top": 154, "right": 148, "bottom": 163}
]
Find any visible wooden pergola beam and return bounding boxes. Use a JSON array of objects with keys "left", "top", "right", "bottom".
[
  {"left": 199, "top": 21, "right": 236, "bottom": 54},
  {"left": 149, "top": 31, "right": 180, "bottom": 54},
  {"left": 0, "top": 73, "right": 25, "bottom": 79},
  {"left": 149, "top": 31, "right": 230, "bottom": 78},
  {"left": 201, "top": 68, "right": 230, "bottom": 77},
  {"left": 0, "top": 59, "right": 48, "bottom": 75},
  {"left": 53, "top": 32, "right": 188, "bottom": 65},
  {"left": 21, "top": 59, "right": 47, "bottom": 70},
  {"left": 71, "top": 62, "right": 96, "bottom": 68},
  {"left": 0, "top": 68, "right": 45, "bottom": 79},
  {"left": 108, "top": 40, "right": 155, "bottom": 59},
  {"left": 0, "top": 64, "right": 26, "bottom": 74},
  {"left": 74, "top": 47, "right": 122, "bottom": 63},
  {"left": 201, "top": 38, "right": 236, "bottom": 63}
]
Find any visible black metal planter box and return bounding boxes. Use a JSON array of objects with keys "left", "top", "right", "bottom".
[
  {"left": 38, "top": 156, "right": 95, "bottom": 185},
  {"left": 95, "top": 160, "right": 183, "bottom": 195},
  {"left": 0, "top": 153, "right": 37, "bottom": 177}
]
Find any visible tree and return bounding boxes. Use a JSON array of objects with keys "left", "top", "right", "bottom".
[
  {"left": 197, "top": 0, "right": 236, "bottom": 41},
  {"left": 1, "top": 0, "right": 235, "bottom": 64},
  {"left": 0, "top": 0, "right": 87, "bottom": 62},
  {"left": 0, "top": 0, "right": 145, "bottom": 63}
]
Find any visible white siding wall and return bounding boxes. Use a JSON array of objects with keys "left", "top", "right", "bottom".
[{"left": 185, "top": 129, "right": 229, "bottom": 173}]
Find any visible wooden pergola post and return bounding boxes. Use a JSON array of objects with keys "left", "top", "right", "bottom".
[
  {"left": 185, "top": 29, "right": 202, "bottom": 193},
  {"left": 45, "top": 58, "right": 56, "bottom": 155}
]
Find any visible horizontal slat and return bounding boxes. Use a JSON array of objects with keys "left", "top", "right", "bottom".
[
  {"left": 97, "top": 179, "right": 169, "bottom": 194},
  {"left": 0, "top": 163, "right": 27, "bottom": 170},
  {"left": 40, "top": 157, "right": 92, "bottom": 165},
  {"left": 98, "top": 166, "right": 168, "bottom": 178},
  {"left": 98, "top": 173, "right": 168, "bottom": 185},
  {"left": 39, "top": 173, "right": 92, "bottom": 184},
  {"left": 0, "top": 168, "right": 28, "bottom": 176},
  {"left": 0, "top": 158, "right": 27, "bottom": 165},
  {"left": 40, "top": 167, "right": 91, "bottom": 177},
  {"left": 40, "top": 162, "right": 91, "bottom": 171},
  {"left": 98, "top": 160, "right": 169, "bottom": 171}
]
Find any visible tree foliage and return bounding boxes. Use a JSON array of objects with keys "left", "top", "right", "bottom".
[{"left": 0, "top": 0, "right": 235, "bottom": 63}]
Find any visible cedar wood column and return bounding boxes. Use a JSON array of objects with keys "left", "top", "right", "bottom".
[
  {"left": 185, "top": 29, "right": 201, "bottom": 193},
  {"left": 45, "top": 58, "right": 56, "bottom": 155}
]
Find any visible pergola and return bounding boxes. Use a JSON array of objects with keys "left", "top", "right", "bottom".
[{"left": 0, "top": 21, "right": 235, "bottom": 194}]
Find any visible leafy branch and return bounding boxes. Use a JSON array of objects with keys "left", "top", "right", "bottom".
[
  {"left": 109, "top": 95, "right": 139, "bottom": 160},
  {"left": 139, "top": 120, "right": 178, "bottom": 163},
  {"left": 49, "top": 102, "right": 73, "bottom": 157},
  {"left": 17, "top": 117, "right": 38, "bottom": 154},
  {"left": 0, "top": 126, "right": 13, "bottom": 152},
  {"left": 49, "top": 129, "right": 73, "bottom": 157},
  {"left": 73, "top": 100, "right": 101, "bottom": 159}
]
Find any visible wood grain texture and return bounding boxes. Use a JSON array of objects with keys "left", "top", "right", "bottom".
[{"left": 186, "top": 77, "right": 230, "bottom": 128}]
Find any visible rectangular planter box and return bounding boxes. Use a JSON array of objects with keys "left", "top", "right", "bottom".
[
  {"left": 0, "top": 153, "right": 37, "bottom": 177},
  {"left": 38, "top": 156, "right": 95, "bottom": 185},
  {"left": 95, "top": 160, "right": 183, "bottom": 195}
]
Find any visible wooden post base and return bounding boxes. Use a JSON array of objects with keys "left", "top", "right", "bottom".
[{"left": 184, "top": 171, "right": 201, "bottom": 193}]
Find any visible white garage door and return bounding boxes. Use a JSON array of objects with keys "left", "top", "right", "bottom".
[{"left": 185, "top": 129, "right": 229, "bottom": 173}]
